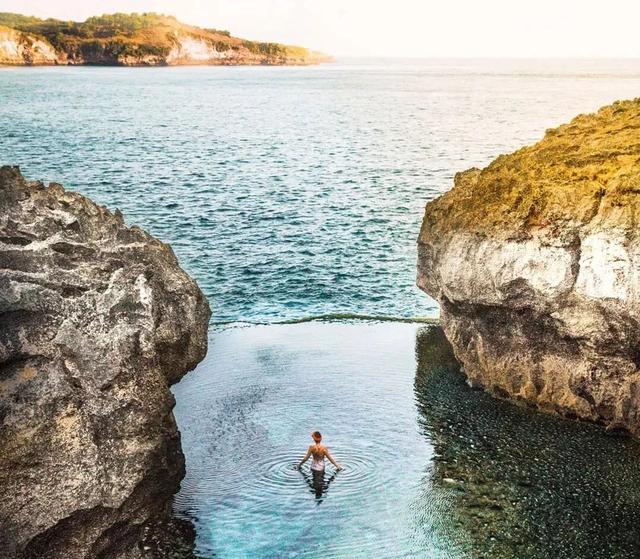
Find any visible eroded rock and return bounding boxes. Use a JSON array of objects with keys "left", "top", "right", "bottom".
[
  {"left": 0, "top": 166, "right": 210, "bottom": 558},
  {"left": 417, "top": 99, "right": 640, "bottom": 434},
  {"left": 0, "top": 26, "right": 58, "bottom": 65}
]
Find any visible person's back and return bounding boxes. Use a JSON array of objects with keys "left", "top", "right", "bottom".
[
  {"left": 297, "top": 431, "right": 342, "bottom": 472},
  {"left": 310, "top": 442, "right": 327, "bottom": 471}
]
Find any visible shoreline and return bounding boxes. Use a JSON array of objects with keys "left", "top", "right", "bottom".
[
  {"left": 210, "top": 313, "right": 440, "bottom": 329},
  {"left": 0, "top": 60, "right": 333, "bottom": 68},
  {"left": 0, "top": 12, "right": 332, "bottom": 68}
]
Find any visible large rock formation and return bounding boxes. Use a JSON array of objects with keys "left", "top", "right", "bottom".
[
  {"left": 0, "top": 166, "right": 210, "bottom": 558},
  {"left": 417, "top": 99, "right": 640, "bottom": 434},
  {"left": 0, "top": 12, "right": 331, "bottom": 66}
]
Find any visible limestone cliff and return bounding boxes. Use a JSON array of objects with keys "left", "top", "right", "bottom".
[
  {"left": 0, "top": 12, "right": 331, "bottom": 66},
  {"left": 0, "top": 25, "right": 57, "bottom": 64},
  {"left": 417, "top": 98, "right": 640, "bottom": 434},
  {"left": 0, "top": 166, "right": 210, "bottom": 558}
]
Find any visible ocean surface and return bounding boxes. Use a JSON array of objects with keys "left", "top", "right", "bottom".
[
  {"left": 3, "top": 59, "right": 640, "bottom": 324},
  {"left": 4, "top": 59, "right": 640, "bottom": 558}
]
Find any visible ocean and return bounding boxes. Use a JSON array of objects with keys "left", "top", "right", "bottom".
[
  {"left": 4, "top": 58, "right": 640, "bottom": 325},
  {"left": 4, "top": 58, "right": 640, "bottom": 558}
]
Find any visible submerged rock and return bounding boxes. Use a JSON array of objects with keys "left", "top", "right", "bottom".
[
  {"left": 0, "top": 167, "right": 210, "bottom": 558},
  {"left": 414, "top": 326, "right": 640, "bottom": 559},
  {"left": 417, "top": 99, "right": 640, "bottom": 434}
]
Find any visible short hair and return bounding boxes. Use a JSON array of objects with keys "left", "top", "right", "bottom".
[{"left": 312, "top": 431, "right": 322, "bottom": 441}]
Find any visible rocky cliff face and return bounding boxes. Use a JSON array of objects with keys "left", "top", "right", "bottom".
[
  {"left": 0, "top": 166, "right": 210, "bottom": 558},
  {"left": 0, "top": 31, "right": 329, "bottom": 66},
  {"left": 0, "top": 26, "right": 58, "bottom": 64},
  {"left": 0, "top": 13, "right": 331, "bottom": 66},
  {"left": 417, "top": 99, "right": 640, "bottom": 434}
]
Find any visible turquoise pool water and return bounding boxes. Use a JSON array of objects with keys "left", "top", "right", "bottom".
[{"left": 172, "top": 323, "right": 640, "bottom": 558}]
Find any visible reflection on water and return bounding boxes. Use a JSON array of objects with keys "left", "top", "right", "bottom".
[
  {"left": 415, "top": 326, "right": 640, "bottom": 559},
  {"left": 299, "top": 468, "right": 339, "bottom": 502},
  {"left": 169, "top": 322, "right": 640, "bottom": 558}
]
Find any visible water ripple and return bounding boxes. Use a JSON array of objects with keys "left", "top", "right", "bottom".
[{"left": 173, "top": 323, "right": 439, "bottom": 558}]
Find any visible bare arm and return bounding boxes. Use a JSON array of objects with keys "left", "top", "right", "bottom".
[
  {"left": 297, "top": 446, "right": 313, "bottom": 469},
  {"left": 324, "top": 447, "right": 342, "bottom": 470}
]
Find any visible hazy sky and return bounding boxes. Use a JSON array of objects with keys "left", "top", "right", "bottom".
[{"left": 3, "top": 0, "right": 640, "bottom": 58}]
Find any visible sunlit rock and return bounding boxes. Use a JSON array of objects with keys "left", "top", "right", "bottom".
[{"left": 417, "top": 99, "right": 640, "bottom": 434}]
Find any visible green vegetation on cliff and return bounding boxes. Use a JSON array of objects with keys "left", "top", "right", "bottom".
[
  {"left": 0, "top": 11, "right": 329, "bottom": 65},
  {"left": 419, "top": 98, "right": 640, "bottom": 240}
]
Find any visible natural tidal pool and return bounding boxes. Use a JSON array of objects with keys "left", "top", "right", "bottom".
[{"left": 172, "top": 322, "right": 640, "bottom": 559}]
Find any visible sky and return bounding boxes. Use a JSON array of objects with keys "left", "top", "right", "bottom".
[{"left": 2, "top": 0, "right": 640, "bottom": 58}]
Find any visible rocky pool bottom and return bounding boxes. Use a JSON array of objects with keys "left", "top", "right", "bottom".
[{"left": 168, "top": 323, "right": 640, "bottom": 558}]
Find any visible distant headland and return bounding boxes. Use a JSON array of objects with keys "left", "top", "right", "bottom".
[{"left": 0, "top": 12, "right": 333, "bottom": 66}]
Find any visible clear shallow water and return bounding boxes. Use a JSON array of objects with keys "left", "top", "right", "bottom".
[
  {"left": 173, "top": 323, "right": 640, "bottom": 559},
  {"left": 3, "top": 59, "right": 640, "bottom": 323},
  {"left": 173, "top": 323, "right": 451, "bottom": 558}
]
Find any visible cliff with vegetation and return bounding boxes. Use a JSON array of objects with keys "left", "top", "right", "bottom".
[
  {"left": 0, "top": 12, "right": 331, "bottom": 66},
  {"left": 417, "top": 99, "right": 640, "bottom": 435},
  {"left": 0, "top": 166, "right": 210, "bottom": 558}
]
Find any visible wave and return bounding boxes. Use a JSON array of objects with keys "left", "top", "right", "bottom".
[{"left": 211, "top": 312, "right": 440, "bottom": 328}]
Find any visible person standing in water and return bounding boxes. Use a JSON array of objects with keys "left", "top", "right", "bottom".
[
  {"left": 297, "top": 431, "right": 342, "bottom": 500},
  {"left": 297, "top": 431, "right": 343, "bottom": 472}
]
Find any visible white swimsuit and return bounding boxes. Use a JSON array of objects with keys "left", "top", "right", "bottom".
[{"left": 310, "top": 448, "right": 325, "bottom": 472}]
